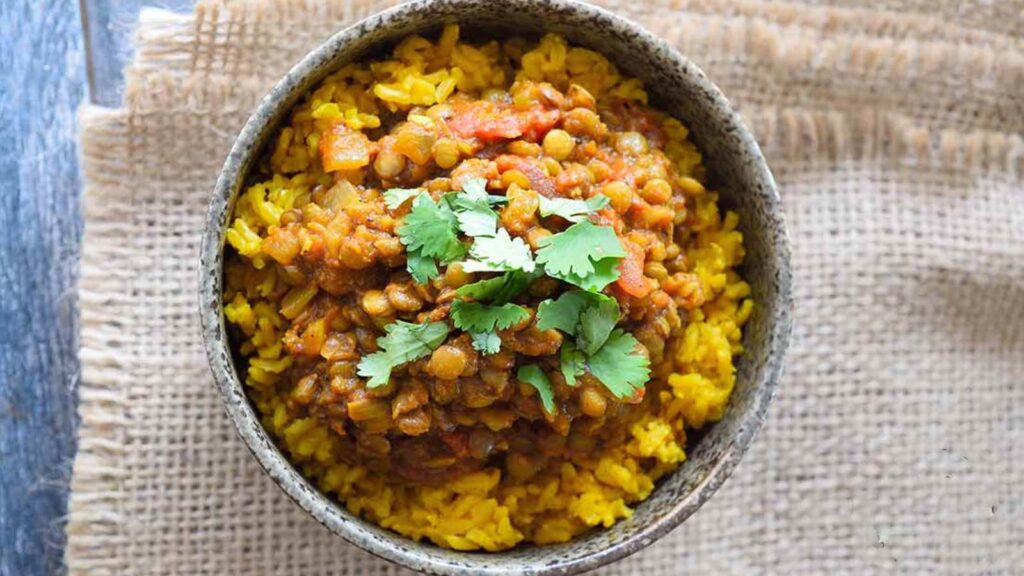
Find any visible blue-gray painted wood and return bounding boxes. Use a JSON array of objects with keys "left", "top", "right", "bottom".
[
  {"left": 0, "top": 1, "right": 86, "bottom": 574},
  {"left": 1, "top": 1, "right": 193, "bottom": 574},
  {"left": 82, "top": 0, "right": 195, "bottom": 106}
]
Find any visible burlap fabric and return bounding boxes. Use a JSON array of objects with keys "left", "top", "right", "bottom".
[{"left": 69, "top": 0, "right": 1024, "bottom": 573}]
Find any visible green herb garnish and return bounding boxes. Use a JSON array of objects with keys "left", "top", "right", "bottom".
[
  {"left": 576, "top": 298, "right": 620, "bottom": 355},
  {"left": 406, "top": 250, "right": 439, "bottom": 284},
  {"left": 462, "top": 228, "right": 535, "bottom": 273},
  {"left": 559, "top": 341, "right": 585, "bottom": 387},
  {"left": 450, "top": 300, "right": 530, "bottom": 333},
  {"left": 536, "top": 290, "right": 618, "bottom": 354},
  {"left": 454, "top": 270, "right": 538, "bottom": 305},
  {"left": 446, "top": 178, "right": 501, "bottom": 238},
  {"left": 357, "top": 320, "right": 450, "bottom": 387},
  {"left": 586, "top": 330, "right": 650, "bottom": 399},
  {"left": 534, "top": 220, "right": 625, "bottom": 291},
  {"left": 383, "top": 187, "right": 423, "bottom": 210},
  {"left": 469, "top": 330, "right": 502, "bottom": 355},
  {"left": 384, "top": 179, "right": 650, "bottom": 399},
  {"left": 537, "top": 290, "right": 647, "bottom": 395},
  {"left": 537, "top": 195, "right": 609, "bottom": 222},
  {"left": 517, "top": 364, "right": 556, "bottom": 413},
  {"left": 396, "top": 193, "right": 465, "bottom": 283}
]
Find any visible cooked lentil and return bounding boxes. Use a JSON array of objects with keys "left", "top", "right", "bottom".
[{"left": 223, "top": 25, "right": 753, "bottom": 551}]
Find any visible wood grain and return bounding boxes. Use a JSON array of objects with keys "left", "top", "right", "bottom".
[
  {"left": 0, "top": 2, "right": 197, "bottom": 573},
  {"left": 0, "top": 1, "right": 86, "bottom": 574},
  {"left": 82, "top": 0, "right": 196, "bottom": 106}
]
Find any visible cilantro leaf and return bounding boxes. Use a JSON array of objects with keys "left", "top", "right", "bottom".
[
  {"left": 463, "top": 228, "right": 535, "bottom": 273},
  {"left": 536, "top": 291, "right": 594, "bottom": 334},
  {"left": 397, "top": 194, "right": 464, "bottom": 260},
  {"left": 450, "top": 300, "right": 530, "bottom": 333},
  {"left": 384, "top": 188, "right": 423, "bottom": 211},
  {"left": 452, "top": 202, "right": 498, "bottom": 238},
  {"left": 536, "top": 290, "right": 620, "bottom": 354},
  {"left": 357, "top": 320, "right": 450, "bottom": 387},
  {"left": 538, "top": 195, "right": 610, "bottom": 222},
  {"left": 447, "top": 186, "right": 499, "bottom": 239},
  {"left": 559, "top": 341, "right": 585, "bottom": 386},
  {"left": 461, "top": 177, "right": 488, "bottom": 200},
  {"left": 564, "top": 256, "right": 621, "bottom": 292},
  {"left": 439, "top": 177, "right": 508, "bottom": 238},
  {"left": 356, "top": 353, "right": 393, "bottom": 388},
  {"left": 517, "top": 364, "right": 556, "bottom": 414},
  {"left": 455, "top": 274, "right": 514, "bottom": 301},
  {"left": 469, "top": 330, "right": 502, "bottom": 354},
  {"left": 455, "top": 270, "right": 538, "bottom": 305},
  {"left": 462, "top": 177, "right": 510, "bottom": 206},
  {"left": 535, "top": 221, "right": 624, "bottom": 286},
  {"left": 406, "top": 249, "right": 439, "bottom": 284},
  {"left": 576, "top": 296, "right": 619, "bottom": 355},
  {"left": 586, "top": 329, "right": 650, "bottom": 398}
]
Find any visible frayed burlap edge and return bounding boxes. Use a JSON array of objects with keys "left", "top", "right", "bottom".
[{"left": 67, "top": 1, "right": 1024, "bottom": 573}]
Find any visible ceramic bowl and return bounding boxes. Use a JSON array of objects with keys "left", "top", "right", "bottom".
[{"left": 200, "top": 0, "right": 792, "bottom": 573}]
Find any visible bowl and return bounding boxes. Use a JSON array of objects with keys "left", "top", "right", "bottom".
[{"left": 199, "top": 0, "right": 792, "bottom": 573}]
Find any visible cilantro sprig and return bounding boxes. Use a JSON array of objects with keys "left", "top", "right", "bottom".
[
  {"left": 536, "top": 291, "right": 613, "bottom": 338},
  {"left": 383, "top": 188, "right": 423, "bottom": 210},
  {"left": 447, "top": 178, "right": 501, "bottom": 238},
  {"left": 535, "top": 220, "right": 625, "bottom": 291},
  {"left": 517, "top": 364, "right": 556, "bottom": 414},
  {"left": 405, "top": 250, "right": 439, "bottom": 284},
  {"left": 455, "top": 270, "right": 537, "bottom": 305},
  {"left": 537, "top": 290, "right": 618, "bottom": 359},
  {"left": 390, "top": 178, "right": 525, "bottom": 283},
  {"left": 381, "top": 175, "right": 651, "bottom": 399},
  {"left": 450, "top": 299, "right": 530, "bottom": 356},
  {"left": 357, "top": 320, "right": 450, "bottom": 387},
  {"left": 559, "top": 341, "right": 585, "bottom": 386},
  {"left": 586, "top": 330, "right": 650, "bottom": 398},
  {"left": 398, "top": 194, "right": 463, "bottom": 259},
  {"left": 457, "top": 177, "right": 509, "bottom": 206},
  {"left": 557, "top": 331, "right": 649, "bottom": 398},
  {"left": 470, "top": 330, "right": 502, "bottom": 354},
  {"left": 450, "top": 300, "right": 530, "bottom": 333},
  {"left": 453, "top": 178, "right": 537, "bottom": 273},
  {"left": 537, "top": 290, "right": 649, "bottom": 397},
  {"left": 462, "top": 229, "right": 535, "bottom": 273},
  {"left": 395, "top": 193, "right": 465, "bottom": 283},
  {"left": 537, "top": 195, "right": 609, "bottom": 222}
]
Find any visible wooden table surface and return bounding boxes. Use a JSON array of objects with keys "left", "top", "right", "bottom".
[{"left": 0, "top": 2, "right": 191, "bottom": 573}]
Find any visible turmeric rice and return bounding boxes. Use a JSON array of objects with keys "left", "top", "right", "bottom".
[{"left": 222, "top": 25, "right": 752, "bottom": 551}]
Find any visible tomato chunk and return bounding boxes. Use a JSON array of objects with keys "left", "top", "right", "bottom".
[
  {"left": 519, "top": 107, "right": 561, "bottom": 142},
  {"left": 616, "top": 238, "right": 651, "bottom": 298},
  {"left": 607, "top": 157, "right": 636, "bottom": 187},
  {"left": 447, "top": 100, "right": 560, "bottom": 145},
  {"left": 447, "top": 101, "right": 523, "bottom": 142}
]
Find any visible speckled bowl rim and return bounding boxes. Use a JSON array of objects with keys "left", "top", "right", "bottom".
[{"left": 199, "top": 1, "right": 792, "bottom": 574}]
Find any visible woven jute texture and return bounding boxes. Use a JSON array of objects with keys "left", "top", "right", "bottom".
[{"left": 69, "top": 0, "right": 1024, "bottom": 573}]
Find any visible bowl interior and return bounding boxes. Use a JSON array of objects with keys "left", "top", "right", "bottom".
[{"left": 201, "top": 1, "right": 791, "bottom": 574}]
